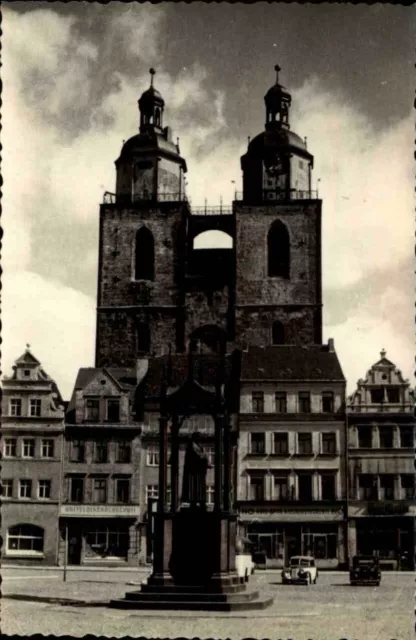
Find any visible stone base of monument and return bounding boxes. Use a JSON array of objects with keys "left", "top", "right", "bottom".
[{"left": 110, "top": 510, "right": 274, "bottom": 611}]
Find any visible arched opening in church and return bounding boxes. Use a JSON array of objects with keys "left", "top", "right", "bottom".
[
  {"left": 135, "top": 227, "right": 155, "bottom": 281},
  {"left": 272, "top": 320, "right": 285, "bottom": 345},
  {"left": 267, "top": 220, "right": 290, "bottom": 278},
  {"left": 136, "top": 322, "right": 151, "bottom": 355},
  {"left": 193, "top": 230, "right": 233, "bottom": 249}
]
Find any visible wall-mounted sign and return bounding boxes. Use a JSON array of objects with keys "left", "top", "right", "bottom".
[
  {"left": 239, "top": 507, "right": 344, "bottom": 522},
  {"left": 60, "top": 504, "right": 140, "bottom": 518}
]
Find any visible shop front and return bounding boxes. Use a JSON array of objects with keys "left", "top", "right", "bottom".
[
  {"left": 349, "top": 507, "right": 415, "bottom": 571},
  {"left": 238, "top": 505, "right": 347, "bottom": 569},
  {"left": 59, "top": 504, "right": 141, "bottom": 566}
]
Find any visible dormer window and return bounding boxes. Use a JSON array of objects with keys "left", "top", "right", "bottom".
[
  {"left": 29, "top": 399, "right": 41, "bottom": 417},
  {"left": 107, "top": 398, "right": 120, "bottom": 423},
  {"left": 10, "top": 399, "right": 22, "bottom": 417},
  {"left": 85, "top": 398, "right": 100, "bottom": 422},
  {"left": 24, "top": 369, "right": 30, "bottom": 377},
  {"left": 370, "top": 387, "right": 384, "bottom": 403},
  {"left": 387, "top": 387, "right": 400, "bottom": 403}
]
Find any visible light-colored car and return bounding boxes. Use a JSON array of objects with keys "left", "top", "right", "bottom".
[
  {"left": 235, "top": 552, "right": 255, "bottom": 582},
  {"left": 281, "top": 555, "right": 318, "bottom": 585}
]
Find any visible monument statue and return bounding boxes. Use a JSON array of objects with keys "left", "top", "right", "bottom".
[{"left": 181, "top": 431, "right": 212, "bottom": 508}]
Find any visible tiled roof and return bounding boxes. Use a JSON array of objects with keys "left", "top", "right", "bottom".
[
  {"left": 66, "top": 366, "right": 136, "bottom": 415},
  {"left": 240, "top": 345, "right": 345, "bottom": 381}
]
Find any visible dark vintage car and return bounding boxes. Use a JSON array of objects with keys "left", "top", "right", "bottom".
[{"left": 350, "top": 555, "right": 381, "bottom": 586}]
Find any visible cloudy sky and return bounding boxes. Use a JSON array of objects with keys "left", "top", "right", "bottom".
[{"left": 3, "top": 2, "right": 414, "bottom": 398}]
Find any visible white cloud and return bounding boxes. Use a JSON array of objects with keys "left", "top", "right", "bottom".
[{"left": 2, "top": 271, "right": 95, "bottom": 399}]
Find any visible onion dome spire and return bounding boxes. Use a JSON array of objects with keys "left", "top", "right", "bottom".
[{"left": 138, "top": 68, "right": 165, "bottom": 133}]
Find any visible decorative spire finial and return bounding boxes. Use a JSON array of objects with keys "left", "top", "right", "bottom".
[
  {"left": 274, "top": 64, "right": 281, "bottom": 84},
  {"left": 26, "top": 343, "right": 30, "bottom": 350},
  {"left": 149, "top": 68, "right": 156, "bottom": 87},
  {"left": 380, "top": 348, "right": 386, "bottom": 359}
]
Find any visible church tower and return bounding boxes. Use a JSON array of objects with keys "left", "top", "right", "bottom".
[
  {"left": 95, "top": 70, "right": 189, "bottom": 367},
  {"left": 235, "top": 65, "right": 322, "bottom": 346}
]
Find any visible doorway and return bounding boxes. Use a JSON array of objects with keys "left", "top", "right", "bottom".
[{"left": 67, "top": 532, "right": 82, "bottom": 565}]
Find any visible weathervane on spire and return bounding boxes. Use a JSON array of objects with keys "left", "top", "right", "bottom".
[
  {"left": 26, "top": 343, "right": 31, "bottom": 350},
  {"left": 275, "top": 64, "right": 281, "bottom": 84},
  {"left": 149, "top": 68, "right": 156, "bottom": 87}
]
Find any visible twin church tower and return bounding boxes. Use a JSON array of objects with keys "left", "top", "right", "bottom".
[{"left": 95, "top": 66, "right": 322, "bottom": 367}]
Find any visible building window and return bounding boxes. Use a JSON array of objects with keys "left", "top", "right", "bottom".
[
  {"left": 272, "top": 321, "right": 285, "bottom": 345},
  {"left": 298, "top": 391, "right": 311, "bottom": 413},
  {"left": 359, "top": 474, "right": 377, "bottom": 500},
  {"left": 401, "top": 474, "right": 415, "bottom": 500},
  {"left": 250, "top": 432, "right": 265, "bottom": 454},
  {"left": 38, "top": 480, "right": 51, "bottom": 499},
  {"left": 273, "top": 432, "right": 288, "bottom": 454},
  {"left": 135, "top": 227, "right": 155, "bottom": 281},
  {"left": 322, "top": 392, "right": 334, "bottom": 413},
  {"left": 29, "top": 399, "right": 41, "bottom": 417},
  {"left": 70, "top": 477, "right": 84, "bottom": 503},
  {"left": 298, "top": 474, "right": 313, "bottom": 501},
  {"left": 251, "top": 391, "right": 264, "bottom": 413},
  {"left": 84, "top": 525, "right": 128, "bottom": 559},
  {"left": 22, "top": 439, "right": 35, "bottom": 458},
  {"left": 275, "top": 392, "right": 287, "bottom": 413},
  {"left": 387, "top": 387, "right": 400, "bottom": 403},
  {"left": 2, "top": 479, "right": 13, "bottom": 498},
  {"left": 7, "top": 524, "right": 44, "bottom": 555},
  {"left": 298, "top": 432, "right": 312, "bottom": 455},
  {"left": 322, "top": 432, "right": 336, "bottom": 454},
  {"left": 302, "top": 530, "right": 337, "bottom": 560},
  {"left": 115, "top": 478, "right": 131, "bottom": 504},
  {"left": 400, "top": 426, "right": 414, "bottom": 448},
  {"left": 370, "top": 387, "right": 384, "bottom": 404},
  {"left": 93, "top": 477, "right": 107, "bottom": 504},
  {"left": 70, "top": 440, "right": 85, "bottom": 462},
  {"left": 10, "top": 398, "right": 22, "bottom": 417},
  {"left": 146, "top": 484, "right": 159, "bottom": 502},
  {"left": 267, "top": 219, "right": 290, "bottom": 279},
  {"left": 146, "top": 445, "right": 159, "bottom": 466},
  {"left": 85, "top": 398, "right": 100, "bottom": 422},
  {"left": 379, "top": 475, "right": 395, "bottom": 500},
  {"left": 379, "top": 426, "right": 393, "bottom": 449},
  {"left": 4, "top": 438, "right": 17, "bottom": 457},
  {"left": 273, "top": 476, "right": 288, "bottom": 500},
  {"left": 357, "top": 426, "right": 372, "bottom": 448},
  {"left": 41, "top": 439, "right": 54, "bottom": 458},
  {"left": 249, "top": 476, "right": 264, "bottom": 501},
  {"left": 24, "top": 369, "right": 30, "bottom": 377},
  {"left": 321, "top": 474, "right": 336, "bottom": 501},
  {"left": 116, "top": 441, "right": 131, "bottom": 463},
  {"left": 106, "top": 399, "right": 120, "bottom": 423},
  {"left": 19, "top": 479, "right": 32, "bottom": 499},
  {"left": 94, "top": 441, "right": 108, "bottom": 463},
  {"left": 205, "top": 446, "right": 215, "bottom": 466}
]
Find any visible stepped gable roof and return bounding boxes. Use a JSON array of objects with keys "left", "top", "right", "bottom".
[{"left": 240, "top": 345, "right": 345, "bottom": 381}]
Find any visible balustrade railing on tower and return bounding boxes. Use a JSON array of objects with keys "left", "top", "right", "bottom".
[{"left": 102, "top": 191, "right": 188, "bottom": 205}]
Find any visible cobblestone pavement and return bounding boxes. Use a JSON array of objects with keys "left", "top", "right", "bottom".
[{"left": 1, "top": 569, "right": 413, "bottom": 639}]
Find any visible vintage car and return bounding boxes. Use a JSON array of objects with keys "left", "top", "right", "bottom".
[
  {"left": 235, "top": 537, "right": 255, "bottom": 582},
  {"left": 281, "top": 555, "right": 318, "bottom": 585},
  {"left": 349, "top": 555, "right": 381, "bottom": 586}
]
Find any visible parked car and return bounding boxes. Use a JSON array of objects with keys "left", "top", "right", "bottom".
[
  {"left": 281, "top": 555, "right": 318, "bottom": 585},
  {"left": 235, "top": 537, "right": 255, "bottom": 582},
  {"left": 349, "top": 555, "right": 381, "bottom": 586}
]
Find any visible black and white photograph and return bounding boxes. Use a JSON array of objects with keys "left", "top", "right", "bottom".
[{"left": 1, "top": 2, "right": 414, "bottom": 639}]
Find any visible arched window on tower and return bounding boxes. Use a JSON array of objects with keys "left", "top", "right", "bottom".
[
  {"left": 135, "top": 227, "right": 155, "bottom": 281},
  {"left": 136, "top": 322, "right": 151, "bottom": 355},
  {"left": 272, "top": 321, "right": 285, "bottom": 345},
  {"left": 155, "top": 108, "right": 161, "bottom": 127},
  {"left": 267, "top": 220, "right": 290, "bottom": 278}
]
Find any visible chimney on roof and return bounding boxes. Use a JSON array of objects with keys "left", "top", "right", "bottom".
[
  {"left": 328, "top": 338, "right": 335, "bottom": 352},
  {"left": 136, "top": 358, "right": 148, "bottom": 384}
]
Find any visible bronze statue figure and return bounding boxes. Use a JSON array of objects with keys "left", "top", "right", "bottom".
[{"left": 181, "top": 431, "right": 212, "bottom": 508}]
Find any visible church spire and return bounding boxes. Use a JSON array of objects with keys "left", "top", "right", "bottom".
[
  {"left": 264, "top": 64, "right": 291, "bottom": 131},
  {"left": 138, "top": 68, "right": 165, "bottom": 133}
]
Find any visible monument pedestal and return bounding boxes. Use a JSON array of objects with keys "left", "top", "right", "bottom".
[{"left": 110, "top": 509, "right": 273, "bottom": 611}]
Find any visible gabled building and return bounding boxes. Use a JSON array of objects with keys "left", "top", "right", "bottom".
[
  {"left": 60, "top": 366, "right": 141, "bottom": 566},
  {"left": 237, "top": 341, "right": 347, "bottom": 569},
  {"left": 1, "top": 348, "right": 65, "bottom": 564},
  {"left": 347, "top": 350, "right": 415, "bottom": 570}
]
